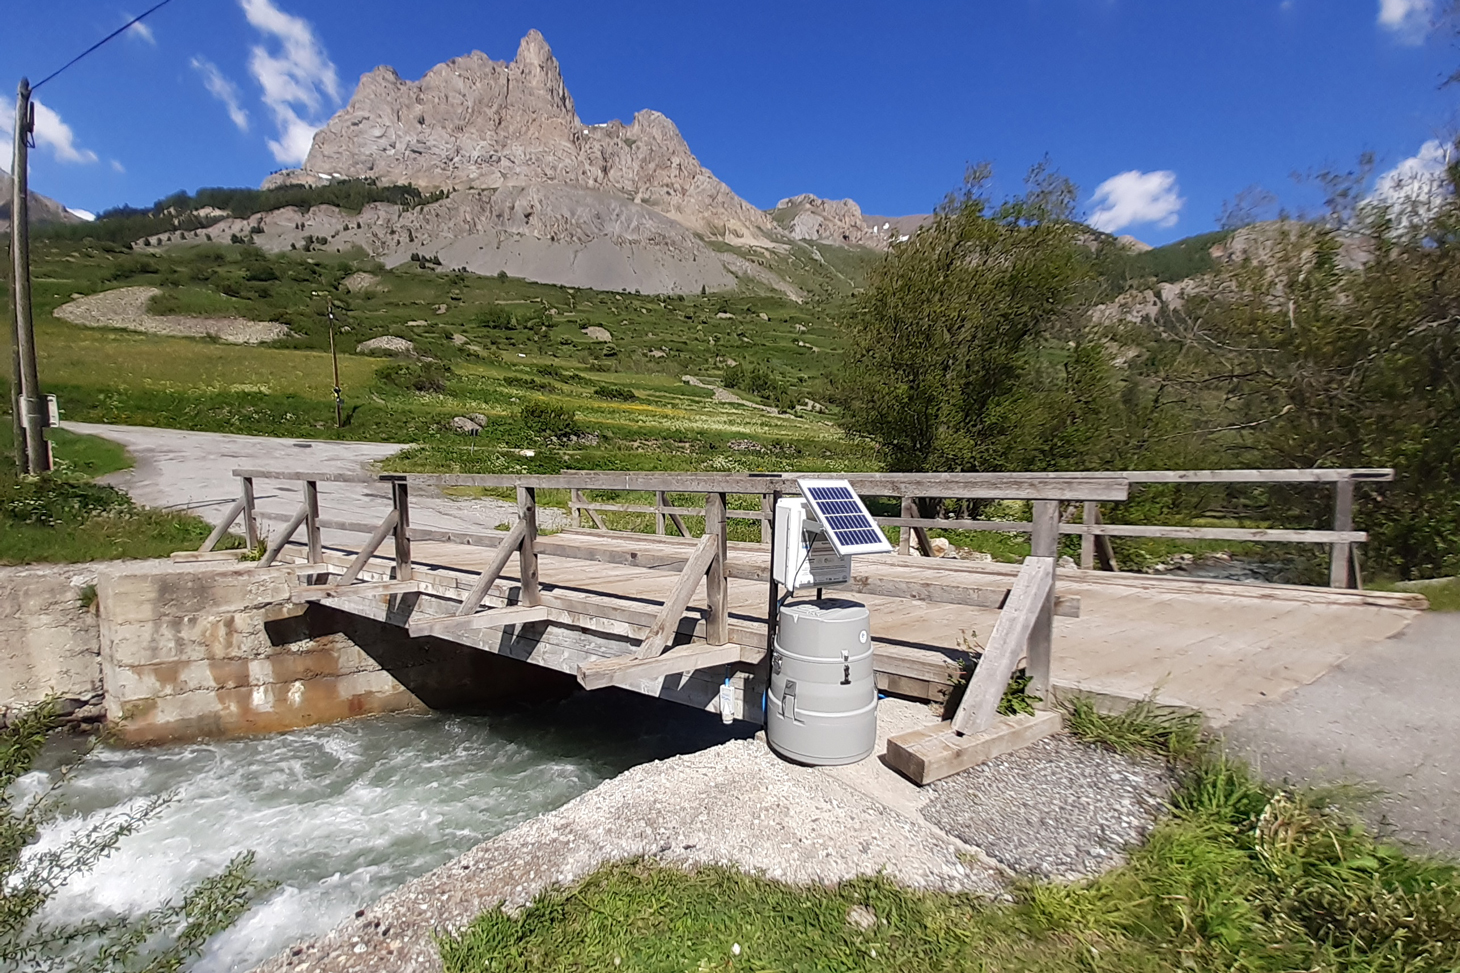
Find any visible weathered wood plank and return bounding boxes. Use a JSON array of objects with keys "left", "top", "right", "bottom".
[
  {"left": 392, "top": 481, "right": 412, "bottom": 582},
  {"left": 885, "top": 711, "right": 1063, "bottom": 785},
  {"left": 338, "top": 509, "right": 399, "bottom": 586},
  {"left": 291, "top": 580, "right": 418, "bottom": 603},
  {"left": 231, "top": 468, "right": 385, "bottom": 483},
  {"left": 1121, "top": 469, "right": 1392, "bottom": 484},
  {"left": 407, "top": 605, "right": 549, "bottom": 638},
  {"left": 1063, "top": 523, "right": 1367, "bottom": 543},
  {"left": 577, "top": 641, "right": 762, "bottom": 690},
  {"left": 635, "top": 533, "right": 719, "bottom": 659},
  {"left": 456, "top": 518, "right": 527, "bottom": 615},
  {"left": 199, "top": 496, "right": 246, "bottom": 553},
  {"left": 950, "top": 557, "right": 1054, "bottom": 736},
  {"left": 518, "top": 486, "right": 540, "bottom": 605},
  {"left": 258, "top": 502, "right": 308, "bottom": 568},
  {"left": 705, "top": 493, "right": 729, "bottom": 646}
]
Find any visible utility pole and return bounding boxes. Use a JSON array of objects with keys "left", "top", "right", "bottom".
[
  {"left": 327, "top": 296, "right": 342, "bottom": 428},
  {"left": 10, "top": 78, "right": 48, "bottom": 473}
]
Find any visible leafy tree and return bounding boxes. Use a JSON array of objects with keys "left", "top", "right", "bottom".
[{"left": 836, "top": 164, "right": 1116, "bottom": 474}]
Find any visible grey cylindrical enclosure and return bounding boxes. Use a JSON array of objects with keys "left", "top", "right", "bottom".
[{"left": 766, "top": 599, "right": 877, "bottom": 766}]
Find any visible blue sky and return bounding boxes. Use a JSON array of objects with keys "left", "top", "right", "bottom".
[{"left": 2, "top": 0, "right": 1456, "bottom": 245}]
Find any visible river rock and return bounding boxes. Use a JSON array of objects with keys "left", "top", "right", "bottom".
[
  {"left": 450, "top": 416, "right": 482, "bottom": 434},
  {"left": 580, "top": 326, "right": 612, "bottom": 342}
]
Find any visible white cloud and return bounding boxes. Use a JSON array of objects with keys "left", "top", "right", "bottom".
[
  {"left": 1377, "top": 0, "right": 1432, "bottom": 43},
  {"left": 67, "top": 208, "right": 97, "bottom": 221},
  {"left": 239, "top": 0, "right": 340, "bottom": 165},
  {"left": 1087, "top": 170, "right": 1185, "bottom": 233},
  {"left": 111, "top": 159, "right": 126, "bottom": 173},
  {"left": 0, "top": 99, "right": 98, "bottom": 165},
  {"left": 125, "top": 16, "right": 156, "bottom": 45},
  {"left": 1368, "top": 138, "right": 1452, "bottom": 226},
  {"left": 191, "top": 56, "right": 250, "bottom": 132}
]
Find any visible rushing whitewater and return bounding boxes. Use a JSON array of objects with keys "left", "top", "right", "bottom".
[{"left": 19, "top": 693, "right": 745, "bottom": 972}]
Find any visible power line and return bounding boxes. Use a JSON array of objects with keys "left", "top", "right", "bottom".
[{"left": 32, "top": 0, "right": 177, "bottom": 91}]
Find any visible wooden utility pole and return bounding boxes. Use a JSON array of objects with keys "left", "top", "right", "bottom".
[
  {"left": 10, "top": 78, "right": 48, "bottom": 473},
  {"left": 327, "top": 295, "right": 342, "bottom": 427}
]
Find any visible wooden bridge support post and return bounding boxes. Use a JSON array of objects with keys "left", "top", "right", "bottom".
[
  {"left": 571, "top": 488, "right": 584, "bottom": 529},
  {"left": 1027, "top": 500, "right": 1059, "bottom": 703},
  {"left": 1330, "top": 478, "right": 1355, "bottom": 589},
  {"left": 518, "top": 485, "right": 540, "bottom": 605},
  {"left": 705, "top": 491, "right": 729, "bottom": 645},
  {"left": 304, "top": 479, "right": 322, "bottom": 565},
  {"left": 391, "top": 480, "right": 412, "bottom": 582},
  {"left": 655, "top": 490, "right": 667, "bottom": 535},
  {"left": 760, "top": 494, "right": 773, "bottom": 544},
  {"left": 1080, "top": 501, "right": 1097, "bottom": 570},
  {"left": 241, "top": 476, "right": 258, "bottom": 549},
  {"left": 898, "top": 496, "right": 912, "bottom": 555}
]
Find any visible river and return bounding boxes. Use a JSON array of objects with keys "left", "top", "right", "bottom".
[{"left": 18, "top": 692, "right": 749, "bottom": 972}]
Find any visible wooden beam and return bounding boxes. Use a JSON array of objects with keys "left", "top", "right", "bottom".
[
  {"left": 407, "top": 605, "right": 548, "bottom": 638},
  {"left": 1027, "top": 501, "right": 1059, "bottom": 702},
  {"left": 338, "top": 509, "right": 400, "bottom": 586},
  {"left": 392, "top": 480, "right": 412, "bottom": 582},
  {"left": 303, "top": 480, "right": 322, "bottom": 566},
  {"left": 241, "top": 476, "right": 258, "bottom": 549},
  {"left": 1061, "top": 523, "right": 1367, "bottom": 543},
  {"left": 577, "top": 641, "right": 762, "bottom": 691},
  {"left": 258, "top": 502, "right": 308, "bottom": 568},
  {"left": 456, "top": 519, "right": 527, "bottom": 615},
  {"left": 635, "top": 533, "right": 719, "bottom": 659},
  {"left": 1120, "top": 468, "right": 1393, "bottom": 484},
  {"left": 1330, "top": 478, "right": 1355, "bottom": 588},
  {"left": 199, "top": 496, "right": 246, "bottom": 553},
  {"left": 704, "top": 492, "right": 729, "bottom": 646},
  {"left": 886, "top": 711, "right": 1062, "bottom": 785},
  {"left": 517, "top": 486, "right": 540, "bottom": 606},
  {"left": 950, "top": 556, "right": 1054, "bottom": 736},
  {"left": 898, "top": 497, "right": 913, "bottom": 555},
  {"left": 291, "top": 580, "right": 418, "bottom": 603},
  {"left": 231, "top": 469, "right": 385, "bottom": 483}
]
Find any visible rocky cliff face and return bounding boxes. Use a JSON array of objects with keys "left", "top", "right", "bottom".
[
  {"left": 0, "top": 172, "right": 82, "bottom": 229},
  {"left": 269, "top": 31, "right": 771, "bottom": 246}
]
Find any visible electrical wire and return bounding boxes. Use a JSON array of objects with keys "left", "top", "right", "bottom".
[{"left": 32, "top": 0, "right": 177, "bottom": 91}]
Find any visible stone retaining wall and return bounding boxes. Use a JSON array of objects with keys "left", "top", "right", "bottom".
[{"left": 0, "top": 564, "right": 105, "bottom": 725}]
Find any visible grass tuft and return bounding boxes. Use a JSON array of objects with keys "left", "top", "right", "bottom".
[{"left": 1062, "top": 693, "right": 1205, "bottom": 761}]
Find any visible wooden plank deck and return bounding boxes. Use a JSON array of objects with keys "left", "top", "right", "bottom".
[{"left": 276, "top": 527, "right": 1425, "bottom": 727}]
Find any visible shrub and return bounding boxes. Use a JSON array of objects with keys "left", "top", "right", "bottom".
[
  {"left": 592, "top": 384, "right": 637, "bottom": 401},
  {"left": 520, "top": 401, "right": 579, "bottom": 439},
  {"left": 375, "top": 361, "right": 452, "bottom": 394},
  {"left": 0, "top": 476, "right": 134, "bottom": 527}
]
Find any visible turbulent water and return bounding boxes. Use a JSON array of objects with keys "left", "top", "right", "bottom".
[{"left": 18, "top": 692, "right": 749, "bottom": 972}]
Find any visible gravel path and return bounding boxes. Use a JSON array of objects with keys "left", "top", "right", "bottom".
[
  {"left": 922, "top": 734, "right": 1176, "bottom": 880},
  {"left": 53, "top": 286, "right": 291, "bottom": 344},
  {"left": 250, "top": 738, "right": 1001, "bottom": 973}
]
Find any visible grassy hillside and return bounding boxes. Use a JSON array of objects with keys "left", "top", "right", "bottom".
[{"left": 9, "top": 233, "right": 874, "bottom": 476}]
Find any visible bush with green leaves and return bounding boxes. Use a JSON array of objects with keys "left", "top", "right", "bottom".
[
  {"left": 519, "top": 401, "right": 580, "bottom": 440},
  {"left": 0, "top": 702, "right": 270, "bottom": 971},
  {"left": 374, "top": 361, "right": 452, "bottom": 394},
  {"left": 591, "top": 384, "right": 637, "bottom": 402}
]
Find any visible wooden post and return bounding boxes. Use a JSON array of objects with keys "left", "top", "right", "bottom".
[
  {"left": 760, "top": 493, "right": 773, "bottom": 544},
  {"left": 241, "top": 476, "right": 258, "bottom": 549},
  {"left": 571, "top": 488, "right": 585, "bottom": 529},
  {"left": 1026, "top": 499, "right": 1058, "bottom": 703},
  {"left": 1330, "top": 478, "right": 1355, "bottom": 589},
  {"left": 518, "top": 485, "right": 540, "bottom": 606},
  {"left": 304, "top": 479, "right": 322, "bottom": 565},
  {"left": 704, "top": 491, "right": 729, "bottom": 645},
  {"left": 1081, "top": 501, "right": 1097, "bottom": 570},
  {"left": 11, "top": 79, "right": 48, "bottom": 474},
  {"left": 391, "top": 480, "right": 412, "bottom": 582},
  {"left": 656, "top": 490, "right": 667, "bottom": 535},
  {"left": 898, "top": 496, "right": 912, "bottom": 555}
]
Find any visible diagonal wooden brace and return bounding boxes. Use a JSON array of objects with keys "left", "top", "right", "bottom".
[
  {"left": 457, "top": 519, "right": 528, "bottom": 616},
  {"left": 258, "top": 502, "right": 309, "bottom": 568},
  {"left": 199, "top": 496, "right": 247, "bottom": 553},
  {"left": 949, "top": 556, "right": 1054, "bottom": 736},
  {"left": 634, "top": 532, "right": 719, "bottom": 659},
  {"left": 338, "top": 508, "right": 399, "bottom": 585}
]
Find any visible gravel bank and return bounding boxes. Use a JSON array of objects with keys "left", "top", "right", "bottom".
[
  {"left": 922, "top": 734, "right": 1176, "bottom": 879},
  {"left": 250, "top": 738, "right": 1001, "bottom": 973},
  {"left": 53, "top": 286, "right": 291, "bottom": 344}
]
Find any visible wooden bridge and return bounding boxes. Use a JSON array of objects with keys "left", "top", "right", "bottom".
[{"left": 195, "top": 467, "right": 1426, "bottom": 783}]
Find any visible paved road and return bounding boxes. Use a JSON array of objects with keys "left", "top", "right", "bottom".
[
  {"left": 65, "top": 422, "right": 568, "bottom": 548},
  {"left": 1224, "top": 610, "right": 1460, "bottom": 854}
]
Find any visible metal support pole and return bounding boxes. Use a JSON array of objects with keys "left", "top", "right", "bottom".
[
  {"left": 11, "top": 79, "right": 47, "bottom": 473},
  {"left": 1330, "top": 478, "right": 1355, "bottom": 589},
  {"left": 1026, "top": 500, "right": 1059, "bottom": 703}
]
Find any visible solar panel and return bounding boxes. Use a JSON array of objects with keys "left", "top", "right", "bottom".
[{"left": 796, "top": 479, "right": 894, "bottom": 556}]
